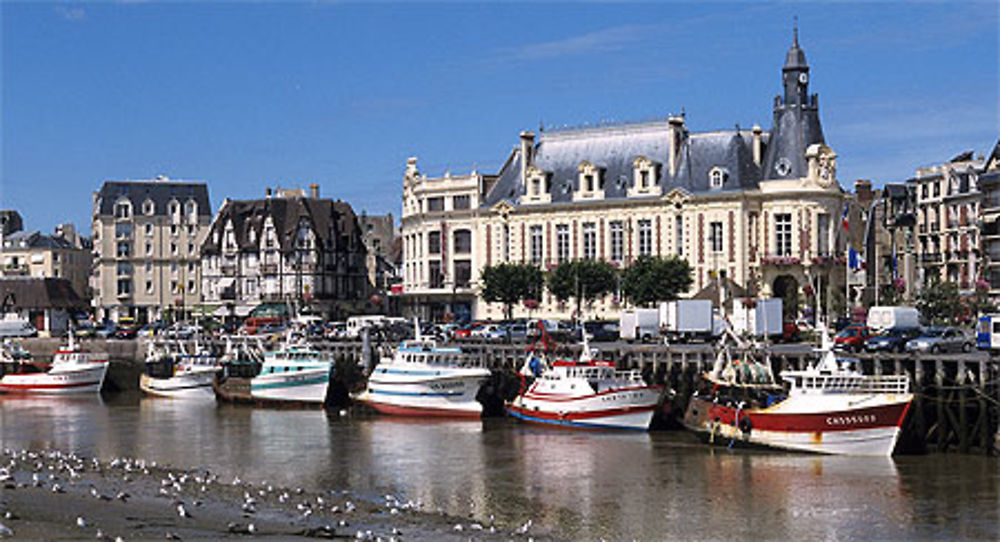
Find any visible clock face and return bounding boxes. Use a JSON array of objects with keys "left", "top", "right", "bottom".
[
  {"left": 775, "top": 158, "right": 792, "bottom": 177},
  {"left": 799, "top": 72, "right": 808, "bottom": 84}
]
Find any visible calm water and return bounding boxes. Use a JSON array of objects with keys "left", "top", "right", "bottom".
[{"left": 1, "top": 395, "right": 998, "bottom": 540}]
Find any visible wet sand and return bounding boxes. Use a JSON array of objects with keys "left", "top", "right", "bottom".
[{"left": 0, "top": 448, "right": 551, "bottom": 540}]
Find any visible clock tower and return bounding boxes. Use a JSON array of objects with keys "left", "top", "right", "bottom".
[{"left": 762, "top": 27, "right": 826, "bottom": 181}]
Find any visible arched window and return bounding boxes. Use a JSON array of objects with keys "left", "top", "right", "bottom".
[{"left": 709, "top": 167, "right": 728, "bottom": 190}]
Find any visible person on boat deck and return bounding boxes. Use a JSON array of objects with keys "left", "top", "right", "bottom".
[{"left": 529, "top": 355, "right": 543, "bottom": 377}]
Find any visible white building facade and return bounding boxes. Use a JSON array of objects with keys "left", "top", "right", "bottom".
[{"left": 399, "top": 35, "right": 849, "bottom": 322}]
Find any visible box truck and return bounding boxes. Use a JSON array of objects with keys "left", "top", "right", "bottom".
[
  {"left": 733, "top": 298, "right": 783, "bottom": 338},
  {"left": 660, "top": 299, "right": 717, "bottom": 342},
  {"left": 620, "top": 308, "right": 660, "bottom": 342}
]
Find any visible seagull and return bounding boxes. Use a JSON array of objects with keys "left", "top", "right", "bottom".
[
  {"left": 0, "top": 521, "right": 13, "bottom": 537},
  {"left": 177, "top": 504, "right": 191, "bottom": 518},
  {"left": 227, "top": 522, "right": 256, "bottom": 535},
  {"left": 76, "top": 516, "right": 88, "bottom": 528}
]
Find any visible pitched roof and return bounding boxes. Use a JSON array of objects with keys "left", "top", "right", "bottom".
[
  {"left": 0, "top": 277, "right": 86, "bottom": 309},
  {"left": 202, "top": 196, "right": 363, "bottom": 254},
  {"left": 482, "top": 121, "right": 768, "bottom": 208},
  {"left": 95, "top": 179, "right": 212, "bottom": 217}
]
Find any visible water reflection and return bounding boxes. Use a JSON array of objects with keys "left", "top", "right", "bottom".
[{"left": 0, "top": 398, "right": 996, "bottom": 540}]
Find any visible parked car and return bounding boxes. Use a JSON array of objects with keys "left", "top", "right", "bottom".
[
  {"left": 866, "top": 327, "right": 923, "bottom": 353},
  {"left": 471, "top": 323, "right": 506, "bottom": 340},
  {"left": 114, "top": 325, "right": 141, "bottom": 340},
  {"left": 906, "top": 327, "right": 974, "bottom": 354},
  {"left": 95, "top": 322, "right": 117, "bottom": 339},
  {"left": 453, "top": 321, "right": 488, "bottom": 339},
  {"left": 504, "top": 322, "right": 529, "bottom": 341},
  {"left": 161, "top": 322, "right": 200, "bottom": 340},
  {"left": 833, "top": 325, "right": 871, "bottom": 352},
  {"left": 572, "top": 321, "right": 621, "bottom": 342}
]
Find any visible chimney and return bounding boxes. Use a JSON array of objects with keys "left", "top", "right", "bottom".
[
  {"left": 667, "top": 115, "right": 685, "bottom": 177},
  {"left": 752, "top": 125, "right": 763, "bottom": 166},
  {"left": 519, "top": 131, "right": 535, "bottom": 183},
  {"left": 265, "top": 187, "right": 272, "bottom": 199},
  {"left": 309, "top": 183, "right": 319, "bottom": 199}
]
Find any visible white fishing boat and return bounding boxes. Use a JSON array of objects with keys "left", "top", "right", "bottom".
[
  {"left": 684, "top": 324, "right": 914, "bottom": 456},
  {"left": 354, "top": 324, "right": 491, "bottom": 417},
  {"left": 0, "top": 335, "right": 108, "bottom": 395},
  {"left": 249, "top": 333, "right": 334, "bottom": 405},
  {"left": 139, "top": 340, "right": 221, "bottom": 399},
  {"left": 506, "top": 329, "right": 663, "bottom": 430}
]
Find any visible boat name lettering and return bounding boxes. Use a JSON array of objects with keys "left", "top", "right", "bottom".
[
  {"left": 430, "top": 381, "right": 463, "bottom": 390},
  {"left": 825, "top": 414, "right": 875, "bottom": 426}
]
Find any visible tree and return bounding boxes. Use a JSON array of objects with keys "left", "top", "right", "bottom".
[
  {"left": 547, "top": 259, "right": 618, "bottom": 320},
  {"left": 915, "top": 279, "right": 962, "bottom": 325},
  {"left": 479, "top": 263, "right": 544, "bottom": 320},
  {"left": 620, "top": 256, "right": 693, "bottom": 307}
]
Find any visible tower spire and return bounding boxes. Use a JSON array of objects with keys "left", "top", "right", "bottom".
[{"left": 793, "top": 16, "right": 799, "bottom": 47}]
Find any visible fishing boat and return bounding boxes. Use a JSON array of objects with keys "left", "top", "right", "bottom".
[
  {"left": 505, "top": 328, "right": 663, "bottom": 430},
  {"left": 0, "top": 335, "right": 108, "bottom": 395},
  {"left": 683, "top": 324, "right": 913, "bottom": 456},
  {"left": 249, "top": 332, "right": 334, "bottom": 405},
  {"left": 354, "top": 324, "right": 491, "bottom": 417},
  {"left": 139, "top": 340, "right": 221, "bottom": 399}
]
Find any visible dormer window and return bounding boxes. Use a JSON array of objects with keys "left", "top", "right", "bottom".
[
  {"left": 628, "top": 156, "right": 662, "bottom": 197},
  {"left": 574, "top": 161, "right": 605, "bottom": 201},
  {"left": 114, "top": 199, "right": 132, "bottom": 220},
  {"left": 709, "top": 167, "right": 728, "bottom": 190},
  {"left": 142, "top": 199, "right": 155, "bottom": 216},
  {"left": 520, "top": 165, "right": 551, "bottom": 205},
  {"left": 185, "top": 200, "right": 198, "bottom": 223}
]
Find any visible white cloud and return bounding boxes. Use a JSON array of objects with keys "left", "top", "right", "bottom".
[{"left": 55, "top": 5, "right": 86, "bottom": 21}]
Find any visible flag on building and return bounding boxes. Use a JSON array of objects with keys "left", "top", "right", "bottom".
[
  {"left": 848, "top": 246, "right": 862, "bottom": 272},
  {"left": 841, "top": 203, "right": 850, "bottom": 232}
]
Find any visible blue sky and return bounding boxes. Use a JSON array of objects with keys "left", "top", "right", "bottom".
[{"left": 3, "top": 1, "right": 998, "bottom": 234}]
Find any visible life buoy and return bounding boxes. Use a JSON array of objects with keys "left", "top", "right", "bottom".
[{"left": 738, "top": 416, "right": 753, "bottom": 434}]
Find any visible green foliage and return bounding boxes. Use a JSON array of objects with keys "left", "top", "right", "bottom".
[
  {"left": 620, "top": 256, "right": 693, "bottom": 307},
  {"left": 479, "top": 263, "right": 544, "bottom": 320},
  {"left": 547, "top": 259, "right": 618, "bottom": 318},
  {"left": 915, "top": 279, "right": 962, "bottom": 325}
]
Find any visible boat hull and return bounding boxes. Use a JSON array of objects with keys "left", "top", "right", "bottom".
[
  {"left": 506, "top": 386, "right": 662, "bottom": 430},
  {"left": 684, "top": 394, "right": 914, "bottom": 456},
  {"left": 0, "top": 363, "right": 108, "bottom": 395},
  {"left": 250, "top": 368, "right": 330, "bottom": 404},
  {"left": 356, "top": 367, "right": 490, "bottom": 418},
  {"left": 140, "top": 369, "right": 218, "bottom": 399}
]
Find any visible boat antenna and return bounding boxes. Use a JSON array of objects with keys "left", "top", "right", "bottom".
[{"left": 413, "top": 316, "right": 422, "bottom": 341}]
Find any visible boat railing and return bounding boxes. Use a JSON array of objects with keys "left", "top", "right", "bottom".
[{"left": 788, "top": 373, "right": 910, "bottom": 394}]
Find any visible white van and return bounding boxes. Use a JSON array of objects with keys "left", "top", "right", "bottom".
[
  {"left": 867, "top": 306, "right": 921, "bottom": 332},
  {"left": 345, "top": 315, "right": 389, "bottom": 338}
]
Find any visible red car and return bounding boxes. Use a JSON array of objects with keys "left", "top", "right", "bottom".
[
  {"left": 452, "top": 321, "right": 487, "bottom": 339},
  {"left": 834, "top": 325, "right": 871, "bottom": 352}
]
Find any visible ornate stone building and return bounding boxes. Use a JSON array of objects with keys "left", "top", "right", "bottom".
[
  {"left": 399, "top": 34, "right": 848, "bottom": 322},
  {"left": 91, "top": 177, "right": 212, "bottom": 323},
  {"left": 200, "top": 186, "right": 370, "bottom": 319}
]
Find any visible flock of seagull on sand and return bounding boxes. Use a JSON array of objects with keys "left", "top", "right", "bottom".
[{"left": 0, "top": 447, "right": 537, "bottom": 540}]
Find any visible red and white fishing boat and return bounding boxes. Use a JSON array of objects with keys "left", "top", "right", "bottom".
[
  {"left": 506, "top": 328, "right": 663, "bottom": 430},
  {"left": 684, "top": 325, "right": 913, "bottom": 456},
  {"left": 0, "top": 335, "right": 109, "bottom": 395}
]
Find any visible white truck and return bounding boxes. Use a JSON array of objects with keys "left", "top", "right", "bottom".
[
  {"left": 660, "top": 299, "right": 719, "bottom": 342},
  {"left": 866, "top": 306, "right": 921, "bottom": 332},
  {"left": 732, "top": 298, "right": 783, "bottom": 338},
  {"left": 620, "top": 308, "right": 660, "bottom": 342}
]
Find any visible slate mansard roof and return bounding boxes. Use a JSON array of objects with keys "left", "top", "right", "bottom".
[
  {"left": 483, "top": 121, "right": 770, "bottom": 208},
  {"left": 95, "top": 179, "right": 212, "bottom": 217},
  {"left": 201, "top": 196, "right": 364, "bottom": 255}
]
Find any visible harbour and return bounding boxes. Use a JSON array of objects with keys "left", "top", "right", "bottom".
[{"left": 1, "top": 395, "right": 998, "bottom": 540}]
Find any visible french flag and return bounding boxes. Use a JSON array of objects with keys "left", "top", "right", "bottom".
[{"left": 841, "top": 203, "right": 850, "bottom": 232}]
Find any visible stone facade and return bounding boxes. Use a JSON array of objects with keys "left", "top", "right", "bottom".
[
  {"left": 91, "top": 176, "right": 212, "bottom": 323},
  {"left": 399, "top": 36, "right": 849, "bottom": 322},
  {"left": 200, "top": 186, "right": 370, "bottom": 319}
]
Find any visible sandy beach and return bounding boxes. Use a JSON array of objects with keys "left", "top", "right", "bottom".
[{"left": 0, "top": 448, "right": 550, "bottom": 541}]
